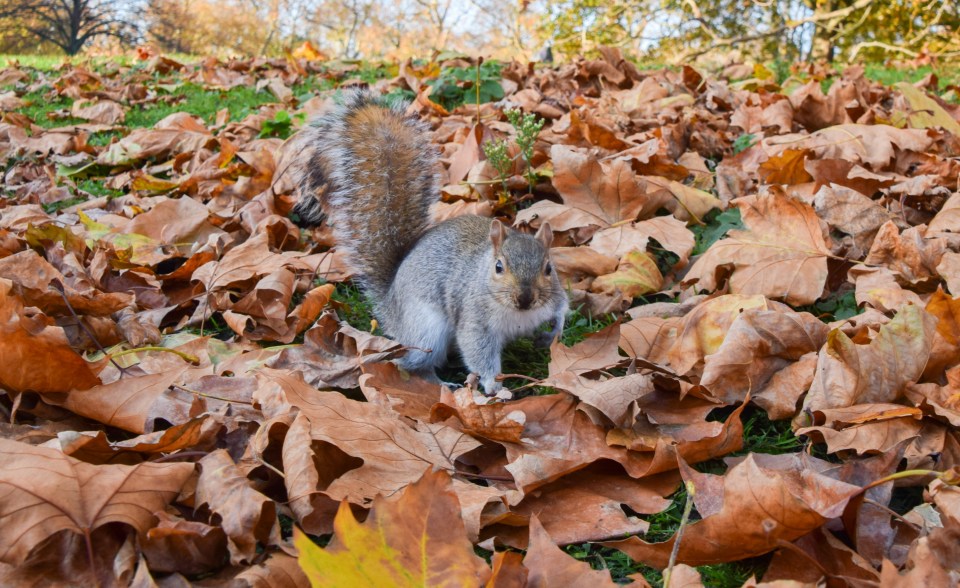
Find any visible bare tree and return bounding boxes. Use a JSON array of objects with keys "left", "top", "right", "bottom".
[{"left": 0, "top": 0, "right": 136, "bottom": 55}]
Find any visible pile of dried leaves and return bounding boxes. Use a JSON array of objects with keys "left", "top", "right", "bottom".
[{"left": 1, "top": 47, "right": 959, "bottom": 586}]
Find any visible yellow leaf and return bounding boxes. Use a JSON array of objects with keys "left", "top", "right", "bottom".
[
  {"left": 131, "top": 172, "right": 179, "bottom": 192},
  {"left": 295, "top": 469, "right": 489, "bottom": 588},
  {"left": 592, "top": 250, "right": 663, "bottom": 299},
  {"left": 896, "top": 82, "right": 960, "bottom": 136}
]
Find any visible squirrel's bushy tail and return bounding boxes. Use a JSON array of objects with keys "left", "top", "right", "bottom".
[{"left": 293, "top": 90, "right": 440, "bottom": 301}]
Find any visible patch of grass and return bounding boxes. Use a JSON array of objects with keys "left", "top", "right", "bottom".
[
  {"left": 13, "top": 90, "right": 80, "bottom": 128},
  {"left": 561, "top": 307, "right": 619, "bottom": 346},
  {"left": 562, "top": 484, "right": 770, "bottom": 586},
  {"left": 0, "top": 54, "right": 66, "bottom": 70},
  {"left": 863, "top": 64, "right": 960, "bottom": 88},
  {"left": 797, "top": 289, "right": 861, "bottom": 323},
  {"left": 126, "top": 82, "right": 277, "bottom": 128},
  {"left": 330, "top": 282, "right": 376, "bottom": 333},
  {"left": 77, "top": 178, "right": 123, "bottom": 198},
  {"left": 691, "top": 207, "right": 743, "bottom": 256},
  {"left": 737, "top": 406, "right": 804, "bottom": 456},
  {"left": 699, "top": 559, "right": 769, "bottom": 587},
  {"left": 42, "top": 196, "right": 87, "bottom": 214},
  {"left": 563, "top": 543, "right": 658, "bottom": 585},
  {"left": 88, "top": 130, "right": 122, "bottom": 147}
]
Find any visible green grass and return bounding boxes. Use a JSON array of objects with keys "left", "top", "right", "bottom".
[
  {"left": 863, "top": 63, "right": 960, "bottom": 88},
  {"left": 125, "top": 83, "right": 279, "bottom": 128}
]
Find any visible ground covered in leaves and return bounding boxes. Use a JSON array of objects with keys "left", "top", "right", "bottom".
[{"left": 1, "top": 48, "right": 960, "bottom": 587}]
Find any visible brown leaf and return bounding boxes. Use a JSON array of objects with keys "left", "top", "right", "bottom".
[
  {"left": 0, "top": 278, "right": 101, "bottom": 393},
  {"left": 196, "top": 449, "right": 281, "bottom": 565},
  {"left": 592, "top": 250, "right": 664, "bottom": 299},
  {"left": 700, "top": 308, "right": 829, "bottom": 405},
  {"left": 273, "top": 370, "right": 481, "bottom": 504},
  {"left": 70, "top": 98, "right": 125, "bottom": 125},
  {"left": 802, "top": 304, "right": 938, "bottom": 415},
  {"left": 51, "top": 417, "right": 211, "bottom": 465},
  {"left": 98, "top": 112, "right": 216, "bottom": 166},
  {"left": 295, "top": 468, "right": 491, "bottom": 587},
  {"left": 758, "top": 149, "right": 813, "bottom": 185},
  {"left": 267, "top": 312, "right": 405, "bottom": 389},
  {"left": 798, "top": 403, "right": 924, "bottom": 455},
  {"left": 141, "top": 510, "right": 228, "bottom": 575},
  {"left": 523, "top": 516, "right": 619, "bottom": 588},
  {"left": 603, "top": 454, "right": 862, "bottom": 567},
  {"left": 0, "top": 438, "right": 193, "bottom": 565},
  {"left": 532, "top": 145, "right": 649, "bottom": 229},
  {"left": 812, "top": 183, "right": 894, "bottom": 257},
  {"left": 684, "top": 191, "right": 831, "bottom": 305},
  {"left": 482, "top": 466, "right": 678, "bottom": 546},
  {"left": 864, "top": 222, "right": 945, "bottom": 285}
]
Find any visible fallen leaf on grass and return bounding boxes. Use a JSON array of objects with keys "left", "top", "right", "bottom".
[
  {"left": 0, "top": 438, "right": 193, "bottom": 565},
  {"left": 684, "top": 191, "right": 831, "bottom": 305},
  {"left": 0, "top": 278, "right": 101, "bottom": 393},
  {"left": 700, "top": 308, "right": 828, "bottom": 405},
  {"left": 294, "top": 468, "right": 490, "bottom": 587},
  {"left": 801, "top": 304, "right": 937, "bottom": 416},
  {"left": 196, "top": 449, "right": 281, "bottom": 564},
  {"left": 273, "top": 369, "right": 481, "bottom": 504},
  {"left": 603, "top": 454, "right": 862, "bottom": 567},
  {"left": 522, "top": 515, "right": 619, "bottom": 588}
]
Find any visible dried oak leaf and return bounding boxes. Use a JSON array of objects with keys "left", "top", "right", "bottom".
[
  {"left": 906, "top": 364, "right": 960, "bottom": 427},
  {"left": 801, "top": 304, "right": 937, "bottom": 416},
  {"left": 757, "top": 148, "right": 813, "bottom": 185},
  {"left": 683, "top": 191, "right": 831, "bottom": 306},
  {"left": 864, "top": 222, "right": 946, "bottom": 285},
  {"left": 603, "top": 454, "right": 862, "bottom": 567},
  {"left": 294, "top": 468, "right": 490, "bottom": 587},
  {"left": 196, "top": 449, "right": 281, "bottom": 565},
  {"left": 762, "top": 527, "right": 880, "bottom": 585},
  {"left": 46, "top": 364, "right": 198, "bottom": 434},
  {"left": 799, "top": 124, "right": 934, "bottom": 169},
  {"left": 851, "top": 266, "right": 923, "bottom": 314},
  {"left": 0, "top": 438, "right": 193, "bottom": 565},
  {"left": 666, "top": 294, "right": 790, "bottom": 377},
  {"left": 281, "top": 413, "right": 349, "bottom": 536},
  {"left": 0, "top": 249, "right": 133, "bottom": 316},
  {"left": 0, "top": 278, "right": 101, "bottom": 393},
  {"left": 812, "top": 183, "right": 895, "bottom": 258},
  {"left": 70, "top": 98, "right": 125, "bottom": 125},
  {"left": 97, "top": 112, "right": 216, "bottom": 166}
]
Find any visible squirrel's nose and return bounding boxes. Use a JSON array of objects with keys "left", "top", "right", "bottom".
[{"left": 517, "top": 289, "right": 533, "bottom": 310}]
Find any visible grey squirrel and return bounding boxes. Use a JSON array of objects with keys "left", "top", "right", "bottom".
[{"left": 292, "top": 90, "right": 568, "bottom": 395}]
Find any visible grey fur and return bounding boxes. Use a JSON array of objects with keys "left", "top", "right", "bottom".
[{"left": 293, "top": 91, "right": 568, "bottom": 394}]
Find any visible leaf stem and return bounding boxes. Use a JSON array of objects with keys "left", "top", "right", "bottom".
[
  {"left": 663, "top": 480, "right": 696, "bottom": 588},
  {"left": 110, "top": 346, "right": 200, "bottom": 365}
]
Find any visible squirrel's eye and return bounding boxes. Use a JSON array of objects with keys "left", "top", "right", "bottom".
[
  {"left": 545, "top": 262, "right": 552, "bottom": 276},
  {"left": 495, "top": 260, "right": 504, "bottom": 274}
]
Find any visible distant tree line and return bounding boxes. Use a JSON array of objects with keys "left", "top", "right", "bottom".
[{"left": 1, "top": 0, "right": 957, "bottom": 63}]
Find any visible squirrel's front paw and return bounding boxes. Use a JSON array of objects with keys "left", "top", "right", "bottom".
[{"left": 534, "top": 330, "right": 556, "bottom": 348}]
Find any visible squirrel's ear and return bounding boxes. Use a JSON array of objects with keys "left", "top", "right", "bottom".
[
  {"left": 534, "top": 222, "right": 553, "bottom": 249},
  {"left": 489, "top": 219, "right": 506, "bottom": 250}
]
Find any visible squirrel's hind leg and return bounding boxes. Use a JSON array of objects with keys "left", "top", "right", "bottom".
[{"left": 390, "top": 304, "right": 453, "bottom": 385}]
